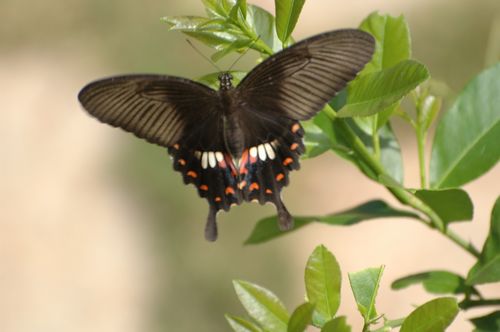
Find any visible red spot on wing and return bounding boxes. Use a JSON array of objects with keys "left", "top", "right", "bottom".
[
  {"left": 238, "top": 180, "right": 247, "bottom": 189},
  {"left": 249, "top": 182, "right": 260, "bottom": 191},
  {"left": 290, "top": 143, "right": 299, "bottom": 151},
  {"left": 265, "top": 189, "right": 273, "bottom": 194},
  {"left": 200, "top": 184, "right": 208, "bottom": 191},
  {"left": 172, "top": 143, "right": 180, "bottom": 150},
  {"left": 224, "top": 154, "right": 238, "bottom": 176},
  {"left": 291, "top": 123, "right": 300, "bottom": 133},
  {"left": 187, "top": 170, "right": 198, "bottom": 178},
  {"left": 178, "top": 159, "right": 186, "bottom": 166},
  {"left": 225, "top": 187, "right": 235, "bottom": 195},
  {"left": 276, "top": 173, "right": 285, "bottom": 181},
  {"left": 283, "top": 157, "right": 293, "bottom": 166},
  {"left": 215, "top": 197, "right": 222, "bottom": 202}
]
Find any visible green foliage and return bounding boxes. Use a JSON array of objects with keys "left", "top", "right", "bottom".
[
  {"left": 348, "top": 266, "right": 384, "bottom": 323},
  {"left": 164, "top": 1, "right": 500, "bottom": 331},
  {"left": 305, "top": 245, "right": 341, "bottom": 326},
  {"left": 430, "top": 63, "right": 500, "bottom": 189},
  {"left": 400, "top": 297, "right": 459, "bottom": 332},
  {"left": 392, "top": 270, "right": 479, "bottom": 296},
  {"left": 244, "top": 200, "right": 418, "bottom": 244},
  {"left": 470, "top": 311, "right": 500, "bottom": 332},
  {"left": 467, "top": 196, "right": 500, "bottom": 285}
]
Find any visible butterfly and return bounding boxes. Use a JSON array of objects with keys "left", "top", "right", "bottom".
[{"left": 78, "top": 29, "right": 375, "bottom": 241}]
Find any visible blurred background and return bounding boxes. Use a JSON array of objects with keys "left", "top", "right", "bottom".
[{"left": 1, "top": 0, "right": 499, "bottom": 331}]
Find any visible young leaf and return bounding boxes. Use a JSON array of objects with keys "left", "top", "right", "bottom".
[
  {"left": 392, "top": 270, "right": 476, "bottom": 296},
  {"left": 226, "top": 314, "right": 264, "bottom": 332},
  {"left": 359, "top": 12, "right": 411, "bottom": 74},
  {"left": 246, "top": 5, "right": 281, "bottom": 53},
  {"left": 305, "top": 245, "right": 341, "bottom": 327},
  {"left": 467, "top": 196, "right": 500, "bottom": 285},
  {"left": 233, "top": 280, "right": 289, "bottom": 332},
  {"left": 400, "top": 297, "right": 459, "bottom": 332},
  {"left": 321, "top": 316, "right": 352, "bottom": 332},
  {"left": 337, "top": 60, "right": 430, "bottom": 117},
  {"left": 229, "top": 0, "right": 247, "bottom": 20},
  {"left": 161, "top": 16, "right": 209, "bottom": 30},
  {"left": 413, "top": 189, "right": 473, "bottom": 225},
  {"left": 274, "top": 0, "right": 305, "bottom": 44},
  {"left": 287, "top": 302, "right": 315, "bottom": 332},
  {"left": 348, "top": 266, "right": 384, "bottom": 322},
  {"left": 470, "top": 311, "right": 500, "bottom": 332},
  {"left": 302, "top": 119, "right": 332, "bottom": 159},
  {"left": 430, "top": 63, "right": 500, "bottom": 188},
  {"left": 244, "top": 200, "right": 418, "bottom": 245}
]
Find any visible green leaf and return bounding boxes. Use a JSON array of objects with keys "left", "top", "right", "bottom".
[
  {"left": 305, "top": 245, "right": 341, "bottom": 327},
  {"left": 244, "top": 200, "right": 418, "bottom": 245},
  {"left": 161, "top": 15, "right": 209, "bottom": 30},
  {"left": 233, "top": 280, "right": 289, "bottom": 332},
  {"left": 337, "top": 60, "right": 430, "bottom": 117},
  {"left": 274, "top": 0, "right": 305, "bottom": 44},
  {"left": 400, "top": 297, "right": 459, "bottom": 332},
  {"left": 302, "top": 118, "right": 332, "bottom": 159},
  {"left": 225, "top": 314, "right": 264, "bottom": 332},
  {"left": 392, "top": 270, "right": 477, "bottom": 295},
  {"left": 229, "top": 0, "right": 247, "bottom": 20},
  {"left": 419, "top": 94, "right": 442, "bottom": 132},
  {"left": 467, "top": 196, "right": 500, "bottom": 285},
  {"left": 287, "top": 303, "right": 315, "bottom": 332},
  {"left": 211, "top": 38, "right": 253, "bottom": 61},
  {"left": 246, "top": 5, "right": 281, "bottom": 53},
  {"left": 470, "top": 311, "right": 500, "bottom": 332},
  {"left": 359, "top": 12, "right": 411, "bottom": 74},
  {"left": 321, "top": 316, "right": 352, "bottom": 332},
  {"left": 412, "top": 189, "right": 473, "bottom": 225},
  {"left": 348, "top": 266, "right": 384, "bottom": 322},
  {"left": 430, "top": 63, "right": 500, "bottom": 188}
]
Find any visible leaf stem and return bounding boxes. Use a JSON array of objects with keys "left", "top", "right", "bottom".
[
  {"left": 372, "top": 114, "right": 381, "bottom": 161},
  {"left": 459, "top": 298, "right": 500, "bottom": 309},
  {"left": 416, "top": 127, "right": 427, "bottom": 188},
  {"left": 322, "top": 105, "right": 480, "bottom": 258}
]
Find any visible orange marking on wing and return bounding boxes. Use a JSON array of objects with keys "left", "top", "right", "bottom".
[
  {"left": 187, "top": 170, "right": 198, "bottom": 178},
  {"left": 290, "top": 143, "right": 299, "bottom": 151},
  {"left": 225, "top": 186, "right": 235, "bottom": 195},
  {"left": 276, "top": 173, "right": 285, "bottom": 181},
  {"left": 199, "top": 184, "right": 208, "bottom": 191},
  {"left": 249, "top": 182, "right": 260, "bottom": 191},
  {"left": 283, "top": 157, "right": 294, "bottom": 166},
  {"left": 214, "top": 197, "right": 222, "bottom": 202},
  {"left": 265, "top": 189, "right": 273, "bottom": 194},
  {"left": 178, "top": 159, "right": 186, "bottom": 166},
  {"left": 224, "top": 154, "right": 238, "bottom": 176},
  {"left": 249, "top": 154, "right": 257, "bottom": 164},
  {"left": 239, "top": 150, "right": 249, "bottom": 174},
  {"left": 173, "top": 143, "right": 180, "bottom": 150},
  {"left": 291, "top": 123, "right": 301, "bottom": 133},
  {"left": 218, "top": 159, "right": 227, "bottom": 168},
  {"left": 238, "top": 180, "right": 247, "bottom": 189}
]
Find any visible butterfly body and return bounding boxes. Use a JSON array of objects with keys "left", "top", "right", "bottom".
[{"left": 78, "top": 29, "right": 375, "bottom": 241}]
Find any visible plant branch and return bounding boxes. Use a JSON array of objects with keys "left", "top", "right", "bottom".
[
  {"left": 322, "top": 105, "right": 480, "bottom": 258},
  {"left": 459, "top": 298, "right": 500, "bottom": 310},
  {"left": 416, "top": 127, "right": 427, "bottom": 188}
]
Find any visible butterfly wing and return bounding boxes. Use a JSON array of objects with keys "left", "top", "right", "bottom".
[
  {"left": 78, "top": 75, "right": 240, "bottom": 240},
  {"left": 78, "top": 74, "right": 225, "bottom": 150},
  {"left": 231, "top": 29, "right": 375, "bottom": 228},
  {"left": 236, "top": 29, "right": 375, "bottom": 120}
]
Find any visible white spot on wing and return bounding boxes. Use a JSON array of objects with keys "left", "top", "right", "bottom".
[
  {"left": 250, "top": 147, "right": 258, "bottom": 158},
  {"left": 258, "top": 144, "right": 267, "bottom": 161},
  {"left": 264, "top": 143, "right": 275, "bottom": 160},
  {"left": 194, "top": 151, "right": 202, "bottom": 159},
  {"left": 215, "top": 151, "right": 224, "bottom": 162},
  {"left": 201, "top": 152, "right": 208, "bottom": 169},
  {"left": 208, "top": 152, "right": 216, "bottom": 168}
]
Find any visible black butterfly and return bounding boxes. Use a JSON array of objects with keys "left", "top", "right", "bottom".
[{"left": 78, "top": 29, "right": 375, "bottom": 241}]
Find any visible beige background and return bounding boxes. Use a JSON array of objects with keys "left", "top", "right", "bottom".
[{"left": 1, "top": 0, "right": 499, "bottom": 331}]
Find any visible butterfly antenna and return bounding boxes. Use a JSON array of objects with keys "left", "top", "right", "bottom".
[
  {"left": 227, "top": 35, "right": 261, "bottom": 72},
  {"left": 186, "top": 39, "right": 222, "bottom": 72}
]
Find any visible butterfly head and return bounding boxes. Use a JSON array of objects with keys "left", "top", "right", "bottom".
[{"left": 218, "top": 72, "right": 233, "bottom": 91}]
